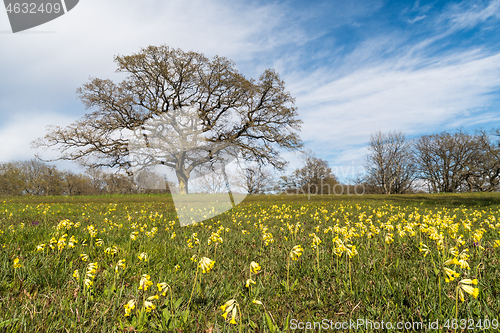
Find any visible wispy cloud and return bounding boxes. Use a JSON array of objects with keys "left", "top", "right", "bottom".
[
  {"left": 444, "top": 0, "right": 500, "bottom": 30},
  {"left": 287, "top": 5, "right": 500, "bottom": 167}
]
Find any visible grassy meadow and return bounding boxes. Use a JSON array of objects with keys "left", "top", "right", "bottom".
[{"left": 0, "top": 193, "right": 500, "bottom": 332}]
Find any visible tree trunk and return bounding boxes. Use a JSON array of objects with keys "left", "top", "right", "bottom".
[{"left": 176, "top": 171, "right": 189, "bottom": 195}]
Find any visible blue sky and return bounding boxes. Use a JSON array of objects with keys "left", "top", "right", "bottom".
[{"left": 1, "top": 0, "right": 500, "bottom": 181}]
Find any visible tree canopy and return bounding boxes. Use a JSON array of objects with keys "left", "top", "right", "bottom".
[{"left": 33, "top": 46, "right": 302, "bottom": 194}]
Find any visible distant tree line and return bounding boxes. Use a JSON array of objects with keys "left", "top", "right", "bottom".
[
  {"left": 360, "top": 129, "right": 500, "bottom": 194},
  {"left": 4, "top": 128, "right": 500, "bottom": 196},
  {"left": 0, "top": 159, "right": 170, "bottom": 196}
]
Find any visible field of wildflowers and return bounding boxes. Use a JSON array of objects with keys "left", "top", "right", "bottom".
[{"left": 0, "top": 193, "right": 499, "bottom": 332}]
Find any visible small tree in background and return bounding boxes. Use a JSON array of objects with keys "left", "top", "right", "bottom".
[{"left": 365, "top": 131, "right": 416, "bottom": 194}]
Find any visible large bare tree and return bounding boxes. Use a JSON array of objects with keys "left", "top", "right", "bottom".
[
  {"left": 33, "top": 46, "right": 302, "bottom": 194},
  {"left": 365, "top": 131, "right": 416, "bottom": 194}
]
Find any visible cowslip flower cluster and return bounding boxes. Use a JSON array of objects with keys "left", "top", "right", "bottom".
[
  {"left": 105, "top": 246, "right": 118, "bottom": 256},
  {"left": 418, "top": 242, "right": 430, "bottom": 257},
  {"left": 144, "top": 296, "right": 157, "bottom": 312},
  {"left": 250, "top": 261, "right": 261, "bottom": 274},
  {"left": 187, "top": 233, "right": 200, "bottom": 248},
  {"left": 115, "top": 259, "right": 126, "bottom": 273},
  {"left": 157, "top": 282, "right": 169, "bottom": 297},
  {"left": 290, "top": 245, "right": 304, "bottom": 260},
  {"left": 139, "top": 274, "right": 153, "bottom": 291},
  {"left": 199, "top": 257, "right": 215, "bottom": 273},
  {"left": 13, "top": 258, "right": 21, "bottom": 269},
  {"left": 457, "top": 279, "right": 479, "bottom": 302},
  {"left": 124, "top": 300, "right": 135, "bottom": 317},
  {"left": 68, "top": 235, "right": 78, "bottom": 248},
  {"left": 138, "top": 252, "right": 148, "bottom": 262},
  {"left": 86, "top": 225, "right": 97, "bottom": 238},
  {"left": 309, "top": 233, "right": 322, "bottom": 249},
  {"left": 84, "top": 262, "right": 98, "bottom": 289},
  {"left": 443, "top": 266, "right": 460, "bottom": 283},
  {"left": 220, "top": 299, "right": 238, "bottom": 324}
]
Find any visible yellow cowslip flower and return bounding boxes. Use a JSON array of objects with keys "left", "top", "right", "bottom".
[
  {"left": 252, "top": 299, "right": 263, "bottom": 305},
  {"left": 130, "top": 231, "right": 139, "bottom": 241},
  {"left": 174, "top": 264, "right": 181, "bottom": 271},
  {"left": 171, "top": 232, "right": 176, "bottom": 239},
  {"left": 250, "top": 261, "right": 261, "bottom": 274},
  {"left": 385, "top": 233, "right": 394, "bottom": 244},
  {"left": 95, "top": 238, "right": 103, "bottom": 247},
  {"left": 444, "top": 267, "right": 460, "bottom": 283},
  {"left": 86, "top": 225, "right": 97, "bottom": 238},
  {"left": 13, "top": 258, "right": 21, "bottom": 268},
  {"left": 144, "top": 300, "right": 156, "bottom": 312},
  {"left": 139, "top": 274, "right": 153, "bottom": 291},
  {"left": 220, "top": 299, "right": 238, "bottom": 324},
  {"left": 309, "top": 233, "right": 322, "bottom": 249},
  {"left": 86, "top": 262, "right": 98, "bottom": 281},
  {"left": 124, "top": 299, "right": 135, "bottom": 317},
  {"left": 457, "top": 279, "right": 479, "bottom": 302},
  {"left": 457, "top": 258, "right": 470, "bottom": 270},
  {"left": 36, "top": 244, "right": 46, "bottom": 252},
  {"left": 57, "top": 234, "right": 67, "bottom": 251},
  {"left": 345, "top": 244, "right": 358, "bottom": 258},
  {"left": 229, "top": 307, "right": 238, "bottom": 325},
  {"left": 116, "top": 259, "right": 126, "bottom": 270},
  {"left": 157, "top": 282, "right": 169, "bottom": 296},
  {"left": 48, "top": 237, "right": 57, "bottom": 250},
  {"left": 147, "top": 294, "right": 159, "bottom": 300},
  {"left": 418, "top": 243, "right": 430, "bottom": 257},
  {"left": 290, "top": 245, "right": 304, "bottom": 261},
  {"left": 73, "top": 269, "right": 80, "bottom": 280},
  {"left": 84, "top": 278, "right": 93, "bottom": 288},
  {"left": 105, "top": 246, "right": 119, "bottom": 256},
  {"left": 138, "top": 252, "right": 148, "bottom": 262},
  {"left": 220, "top": 299, "right": 236, "bottom": 314},
  {"left": 444, "top": 258, "right": 460, "bottom": 266},
  {"left": 494, "top": 240, "right": 500, "bottom": 248},
  {"left": 199, "top": 257, "right": 215, "bottom": 273},
  {"left": 245, "top": 278, "right": 256, "bottom": 288},
  {"left": 80, "top": 253, "right": 89, "bottom": 262},
  {"left": 68, "top": 235, "right": 77, "bottom": 248},
  {"left": 333, "top": 238, "right": 347, "bottom": 257}
]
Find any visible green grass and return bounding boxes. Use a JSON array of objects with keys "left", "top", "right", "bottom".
[{"left": 0, "top": 193, "right": 499, "bottom": 332}]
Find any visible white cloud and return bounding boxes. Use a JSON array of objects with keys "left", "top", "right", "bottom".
[
  {"left": 446, "top": 0, "right": 500, "bottom": 30},
  {"left": 290, "top": 49, "right": 500, "bottom": 166},
  {"left": 0, "top": 111, "right": 77, "bottom": 163}
]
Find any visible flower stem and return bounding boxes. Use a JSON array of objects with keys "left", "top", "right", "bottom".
[
  {"left": 438, "top": 275, "right": 442, "bottom": 316},
  {"left": 187, "top": 265, "right": 199, "bottom": 308},
  {"left": 237, "top": 303, "right": 242, "bottom": 333},
  {"left": 349, "top": 257, "right": 352, "bottom": 294},
  {"left": 316, "top": 247, "right": 320, "bottom": 272},
  {"left": 286, "top": 255, "right": 290, "bottom": 291}
]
